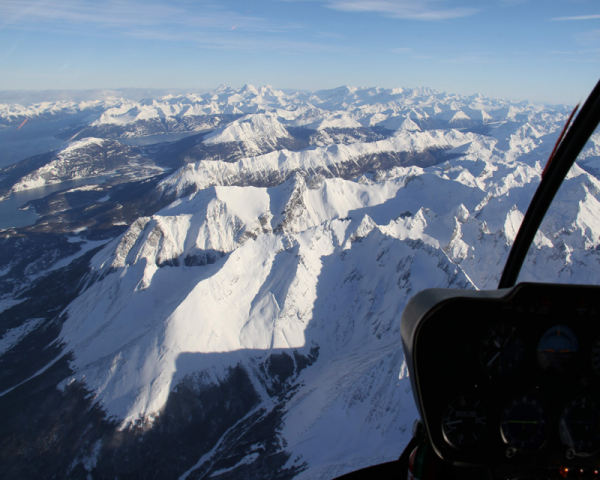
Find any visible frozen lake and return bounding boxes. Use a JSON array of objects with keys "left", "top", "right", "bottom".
[
  {"left": 0, "top": 116, "right": 209, "bottom": 229},
  {"left": 0, "top": 112, "right": 96, "bottom": 169},
  {"left": 0, "top": 177, "right": 107, "bottom": 230},
  {"left": 1, "top": 121, "right": 209, "bottom": 168}
]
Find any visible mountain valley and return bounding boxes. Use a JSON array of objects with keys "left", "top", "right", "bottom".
[{"left": 0, "top": 84, "right": 598, "bottom": 479}]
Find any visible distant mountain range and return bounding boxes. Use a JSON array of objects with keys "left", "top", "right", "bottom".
[{"left": 0, "top": 85, "right": 599, "bottom": 479}]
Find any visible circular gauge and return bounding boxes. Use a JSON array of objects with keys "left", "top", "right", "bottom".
[
  {"left": 537, "top": 325, "right": 579, "bottom": 371},
  {"left": 559, "top": 397, "right": 600, "bottom": 456},
  {"left": 441, "top": 395, "right": 487, "bottom": 449},
  {"left": 501, "top": 396, "right": 548, "bottom": 451},
  {"left": 479, "top": 323, "right": 524, "bottom": 375}
]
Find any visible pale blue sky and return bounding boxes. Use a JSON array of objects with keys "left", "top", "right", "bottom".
[{"left": 1, "top": 0, "right": 599, "bottom": 104}]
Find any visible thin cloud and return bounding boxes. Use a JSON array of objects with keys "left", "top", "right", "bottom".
[
  {"left": 315, "top": 31, "right": 345, "bottom": 39},
  {"left": 325, "top": 0, "right": 478, "bottom": 21},
  {"left": 1, "top": 0, "right": 186, "bottom": 30},
  {"left": 442, "top": 52, "right": 492, "bottom": 64},
  {"left": 0, "top": 0, "right": 299, "bottom": 33},
  {"left": 549, "top": 48, "right": 600, "bottom": 55},
  {"left": 550, "top": 57, "right": 600, "bottom": 63},
  {"left": 2, "top": 43, "right": 19, "bottom": 60},
  {"left": 390, "top": 47, "right": 412, "bottom": 53},
  {"left": 123, "top": 27, "right": 347, "bottom": 54},
  {"left": 574, "top": 29, "right": 600, "bottom": 47},
  {"left": 0, "top": 0, "right": 325, "bottom": 53},
  {"left": 552, "top": 14, "right": 600, "bottom": 21}
]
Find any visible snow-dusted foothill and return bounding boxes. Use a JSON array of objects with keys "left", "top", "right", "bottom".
[{"left": 0, "top": 137, "right": 164, "bottom": 201}]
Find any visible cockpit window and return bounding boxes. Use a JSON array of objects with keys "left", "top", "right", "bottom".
[{"left": 516, "top": 128, "right": 600, "bottom": 285}]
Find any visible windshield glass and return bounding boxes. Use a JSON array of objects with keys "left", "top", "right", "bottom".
[
  {"left": 516, "top": 126, "right": 600, "bottom": 285},
  {"left": 1, "top": 1, "right": 599, "bottom": 479}
]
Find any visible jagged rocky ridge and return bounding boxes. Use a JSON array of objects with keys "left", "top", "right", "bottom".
[{"left": 1, "top": 85, "right": 600, "bottom": 479}]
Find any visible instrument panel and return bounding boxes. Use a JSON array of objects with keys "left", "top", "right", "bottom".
[{"left": 401, "top": 283, "right": 600, "bottom": 471}]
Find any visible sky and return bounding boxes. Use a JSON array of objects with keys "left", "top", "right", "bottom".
[{"left": 0, "top": 0, "right": 599, "bottom": 105}]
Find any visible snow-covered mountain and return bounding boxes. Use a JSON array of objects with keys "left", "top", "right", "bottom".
[
  {"left": 0, "top": 98, "right": 122, "bottom": 126},
  {"left": 1, "top": 84, "right": 571, "bottom": 140},
  {"left": 0, "top": 85, "right": 598, "bottom": 479},
  {"left": 0, "top": 138, "right": 166, "bottom": 202}
]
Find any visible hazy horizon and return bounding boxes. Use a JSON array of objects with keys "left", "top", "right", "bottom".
[
  {"left": 0, "top": 83, "right": 584, "bottom": 108},
  {"left": 2, "top": 0, "right": 599, "bottom": 105}
]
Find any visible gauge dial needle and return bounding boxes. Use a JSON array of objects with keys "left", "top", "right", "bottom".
[
  {"left": 445, "top": 420, "right": 463, "bottom": 425},
  {"left": 487, "top": 351, "right": 501, "bottom": 366},
  {"left": 508, "top": 420, "right": 539, "bottom": 424}
]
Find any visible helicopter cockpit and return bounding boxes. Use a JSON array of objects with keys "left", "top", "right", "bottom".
[
  {"left": 402, "top": 282, "right": 600, "bottom": 480},
  {"left": 336, "top": 79, "right": 600, "bottom": 480}
]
